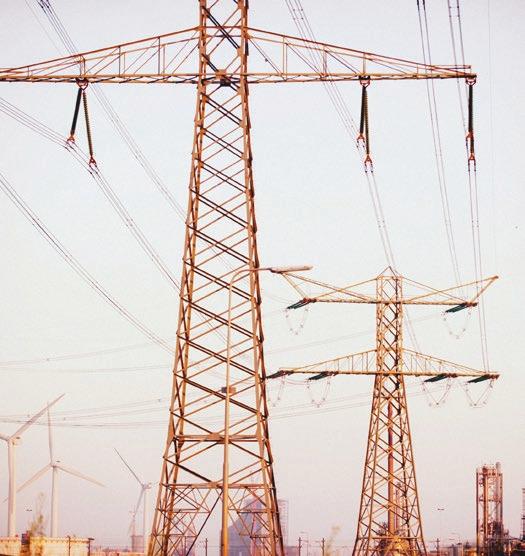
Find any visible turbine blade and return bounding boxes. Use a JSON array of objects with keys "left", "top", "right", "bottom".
[
  {"left": 0, "top": 433, "right": 9, "bottom": 441},
  {"left": 13, "top": 393, "right": 65, "bottom": 438},
  {"left": 114, "top": 448, "right": 143, "bottom": 485},
  {"left": 17, "top": 464, "right": 52, "bottom": 493},
  {"left": 56, "top": 464, "right": 104, "bottom": 487}
]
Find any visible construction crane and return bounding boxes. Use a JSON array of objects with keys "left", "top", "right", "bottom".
[
  {"left": 0, "top": 2, "right": 478, "bottom": 555},
  {"left": 269, "top": 268, "right": 499, "bottom": 556}
]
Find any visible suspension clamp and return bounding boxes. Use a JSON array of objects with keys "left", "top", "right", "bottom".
[
  {"left": 76, "top": 78, "right": 89, "bottom": 90},
  {"left": 364, "top": 154, "right": 374, "bottom": 173}
]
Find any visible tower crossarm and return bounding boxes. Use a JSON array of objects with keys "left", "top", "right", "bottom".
[
  {"left": 268, "top": 349, "right": 376, "bottom": 380},
  {"left": 247, "top": 28, "right": 475, "bottom": 82},
  {"left": 402, "top": 349, "right": 499, "bottom": 382},
  {"left": 0, "top": 27, "right": 474, "bottom": 84},
  {"left": 268, "top": 348, "right": 499, "bottom": 382},
  {"left": 283, "top": 272, "right": 498, "bottom": 309}
]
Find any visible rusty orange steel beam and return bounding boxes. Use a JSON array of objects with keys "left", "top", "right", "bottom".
[
  {"left": 0, "top": 27, "right": 475, "bottom": 84},
  {"left": 274, "top": 348, "right": 500, "bottom": 380},
  {"left": 283, "top": 272, "right": 498, "bottom": 308}
]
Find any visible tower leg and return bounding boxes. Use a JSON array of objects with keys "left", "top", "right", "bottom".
[{"left": 148, "top": 3, "right": 283, "bottom": 555}]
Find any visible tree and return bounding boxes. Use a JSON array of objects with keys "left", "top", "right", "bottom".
[{"left": 28, "top": 493, "right": 47, "bottom": 537}]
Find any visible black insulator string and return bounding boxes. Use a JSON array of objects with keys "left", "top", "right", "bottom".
[
  {"left": 363, "top": 85, "right": 371, "bottom": 168},
  {"left": 358, "top": 84, "right": 366, "bottom": 143},
  {"left": 467, "top": 80, "right": 475, "bottom": 166},
  {"left": 68, "top": 86, "right": 82, "bottom": 142}
]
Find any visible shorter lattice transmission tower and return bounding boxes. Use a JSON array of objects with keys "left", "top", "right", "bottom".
[
  {"left": 477, "top": 463, "right": 505, "bottom": 556},
  {"left": 269, "top": 268, "right": 499, "bottom": 556}
]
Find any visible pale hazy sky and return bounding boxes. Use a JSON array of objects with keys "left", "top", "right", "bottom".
[{"left": 0, "top": 0, "right": 523, "bottom": 552}]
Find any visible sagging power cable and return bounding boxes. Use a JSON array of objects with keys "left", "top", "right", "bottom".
[
  {"left": 444, "top": 0, "right": 489, "bottom": 368},
  {"left": 0, "top": 96, "right": 181, "bottom": 293},
  {"left": 416, "top": 0, "right": 463, "bottom": 288},
  {"left": 0, "top": 381, "right": 452, "bottom": 429},
  {"left": 283, "top": 1, "right": 421, "bottom": 351},
  {"left": 447, "top": 0, "right": 468, "bottom": 132},
  {"left": 435, "top": 0, "right": 490, "bottom": 369},
  {"left": 0, "top": 169, "right": 172, "bottom": 354},
  {"left": 33, "top": 0, "right": 187, "bottom": 218},
  {"left": 0, "top": 98, "right": 297, "bottom": 369},
  {"left": 284, "top": 0, "right": 397, "bottom": 270},
  {"left": 468, "top": 166, "right": 489, "bottom": 370},
  {"left": 30, "top": 0, "right": 289, "bottom": 306}
]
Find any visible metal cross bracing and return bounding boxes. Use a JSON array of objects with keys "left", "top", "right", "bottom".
[
  {"left": 149, "top": 5, "right": 283, "bottom": 555},
  {"left": 271, "top": 269, "right": 499, "bottom": 556},
  {"left": 476, "top": 463, "right": 505, "bottom": 556},
  {"left": 0, "top": 2, "right": 480, "bottom": 555}
]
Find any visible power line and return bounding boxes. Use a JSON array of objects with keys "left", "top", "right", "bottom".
[
  {"left": 0, "top": 308, "right": 445, "bottom": 370},
  {"left": 0, "top": 381, "right": 453, "bottom": 429},
  {"left": 283, "top": 0, "right": 397, "bottom": 270},
  {"left": 0, "top": 340, "right": 157, "bottom": 366},
  {"left": 442, "top": 0, "right": 491, "bottom": 370},
  {"left": 416, "top": 0, "right": 463, "bottom": 287},
  {"left": 282, "top": 1, "right": 434, "bottom": 355},
  {"left": 0, "top": 169, "right": 172, "bottom": 353},
  {"left": 0, "top": 96, "right": 180, "bottom": 292}
]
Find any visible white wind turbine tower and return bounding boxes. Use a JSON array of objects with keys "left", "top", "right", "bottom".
[
  {"left": 115, "top": 449, "right": 152, "bottom": 554},
  {"left": 0, "top": 394, "right": 64, "bottom": 537},
  {"left": 17, "top": 406, "right": 104, "bottom": 537}
]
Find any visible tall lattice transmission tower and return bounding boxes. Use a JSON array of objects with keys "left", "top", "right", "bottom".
[{"left": 0, "top": 2, "right": 479, "bottom": 554}]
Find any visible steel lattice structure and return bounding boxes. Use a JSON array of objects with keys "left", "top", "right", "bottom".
[
  {"left": 274, "top": 269, "right": 499, "bottom": 556},
  {"left": 148, "top": 4, "right": 284, "bottom": 555},
  {"left": 0, "top": 2, "right": 481, "bottom": 555},
  {"left": 477, "top": 463, "right": 505, "bottom": 556}
]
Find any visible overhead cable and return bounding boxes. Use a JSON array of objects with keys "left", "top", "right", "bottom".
[
  {"left": 416, "top": 0, "right": 463, "bottom": 287},
  {"left": 0, "top": 169, "right": 172, "bottom": 353}
]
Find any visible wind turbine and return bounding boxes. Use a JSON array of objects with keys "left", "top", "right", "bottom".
[
  {"left": 115, "top": 449, "right": 152, "bottom": 554},
  {"left": 17, "top": 406, "right": 104, "bottom": 537},
  {"left": 0, "top": 394, "right": 64, "bottom": 537}
]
